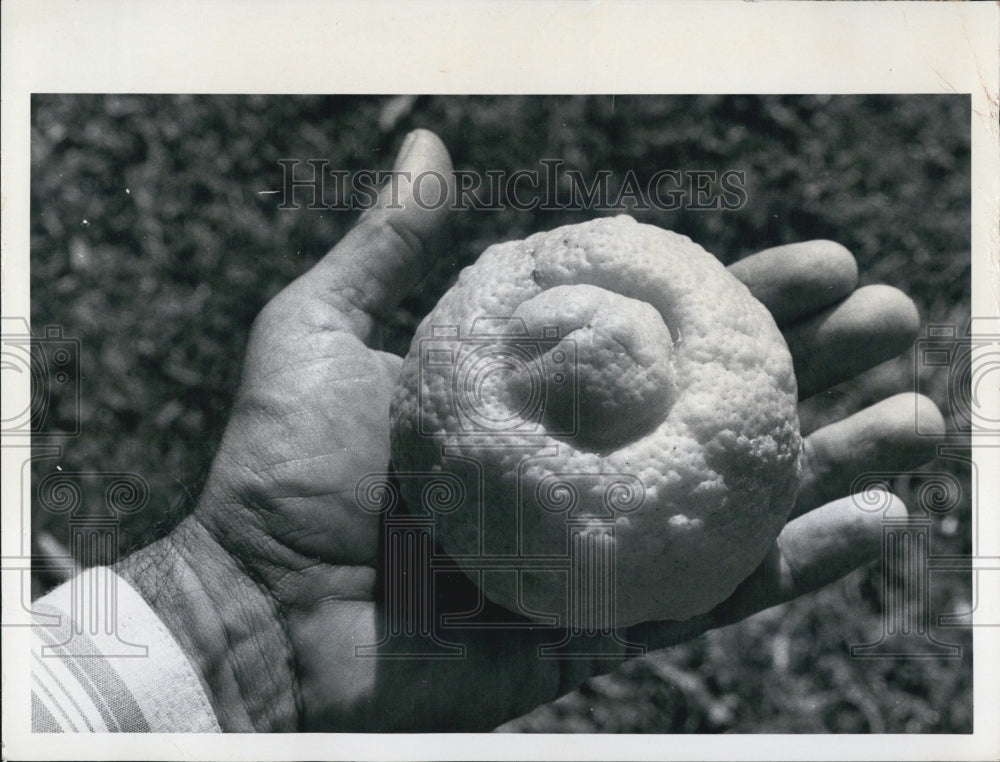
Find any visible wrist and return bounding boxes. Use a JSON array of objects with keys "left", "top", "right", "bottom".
[{"left": 115, "top": 514, "right": 299, "bottom": 731}]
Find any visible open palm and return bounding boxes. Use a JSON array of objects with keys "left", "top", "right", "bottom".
[{"left": 122, "top": 130, "right": 941, "bottom": 732}]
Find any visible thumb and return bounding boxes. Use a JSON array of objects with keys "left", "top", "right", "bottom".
[{"left": 296, "top": 129, "right": 455, "bottom": 344}]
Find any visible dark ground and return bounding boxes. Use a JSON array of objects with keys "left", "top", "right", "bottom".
[{"left": 28, "top": 94, "right": 972, "bottom": 732}]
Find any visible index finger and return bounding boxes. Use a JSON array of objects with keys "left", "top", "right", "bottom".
[{"left": 727, "top": 240, "right": 858, "bottom": 327}]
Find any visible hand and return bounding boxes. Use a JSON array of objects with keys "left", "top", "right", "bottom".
[{"left": 117, "top": 129, "right": 943, "bottom": 732}]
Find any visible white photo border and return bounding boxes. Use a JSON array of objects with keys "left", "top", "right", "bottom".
[{"left": 2, "top": 2, "right": 998, "bottom": 760}]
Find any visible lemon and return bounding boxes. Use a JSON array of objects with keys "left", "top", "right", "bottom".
[{"left": 390, "top": 216, "right": 800, "bottom": 626}]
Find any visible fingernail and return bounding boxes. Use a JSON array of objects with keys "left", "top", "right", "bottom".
[{"left": 393, "top": 130, "right": 421, "bottom": 172}]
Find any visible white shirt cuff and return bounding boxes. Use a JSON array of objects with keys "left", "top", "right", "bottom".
[{"left": 31, "top": 566, "right": 221, "bottom": 732}]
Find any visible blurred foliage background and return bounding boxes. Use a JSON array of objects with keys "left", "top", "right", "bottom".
[{"left": 28, "top": 94, "right": 972, "bottom": 732}]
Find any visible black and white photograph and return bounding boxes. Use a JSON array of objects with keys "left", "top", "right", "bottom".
[{"left": 2, "top": 3, "right": 998, "bottom": 761}]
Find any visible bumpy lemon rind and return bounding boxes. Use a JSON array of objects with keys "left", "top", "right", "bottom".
[{"left": 390, "top": 216, "right": 801, "bottom": 626}]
